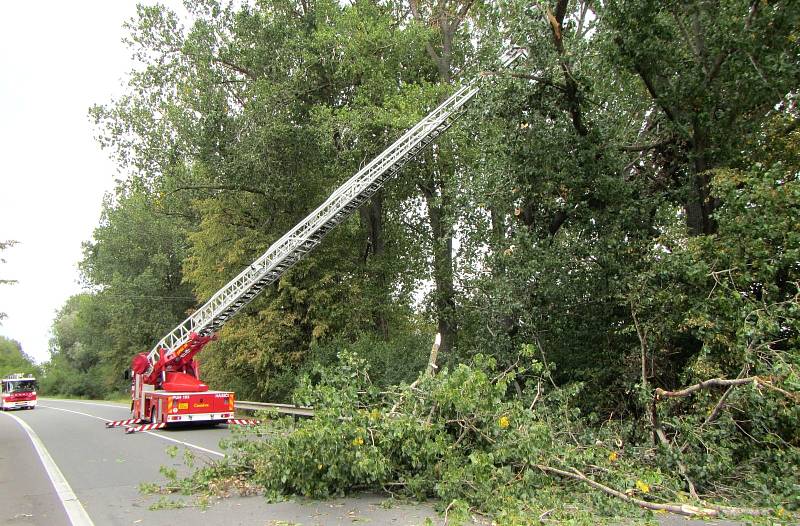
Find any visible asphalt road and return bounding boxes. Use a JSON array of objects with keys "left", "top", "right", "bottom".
[
  {"left": 0, "top": 399, "right": 744, "bottom": 526},
  {"left": 0, "top": 399, "right": 442, "bottom": 526}
]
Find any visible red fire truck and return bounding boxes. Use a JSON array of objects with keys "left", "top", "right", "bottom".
[
  {"left": 106, "top": 333, "right": 240, "bottom": 433},
  {"left": 1, "top": 373, "right": 37, "bottom": 410}
]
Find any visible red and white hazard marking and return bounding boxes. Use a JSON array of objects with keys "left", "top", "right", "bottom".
[
  {"left": 125, "top": 422, "right": 166, "bottom": 434},
  {"left": 105, "top": 418, "right": 142, "bottom": 428},
  {"left": 226, "top": 419, "right": 260, "bottom": 426}
]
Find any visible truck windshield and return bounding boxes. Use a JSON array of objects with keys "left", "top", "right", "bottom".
[{"left": 8, "top": 380, "right": 36, "bottom": 393}]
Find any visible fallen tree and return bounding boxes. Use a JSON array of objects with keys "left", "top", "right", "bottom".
[{"left": 157, "top": 348, "right": 796, "bottom": 524}]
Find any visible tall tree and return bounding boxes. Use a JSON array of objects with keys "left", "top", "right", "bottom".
[{"left": 404, "top": 0, "right": 483, "bottom": 357}]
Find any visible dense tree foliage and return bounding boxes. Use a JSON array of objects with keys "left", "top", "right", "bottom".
[
  {"left": 47, "top": 0, "right": 798, "bottom": 520},
  {"left": 0, "top": 336, "right": 39, "bottom": 379}
]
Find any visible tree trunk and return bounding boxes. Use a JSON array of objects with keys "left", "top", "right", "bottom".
[
  {"left": 423, "top": 183, "right": 457, "bottom": 355},
  {"left": 359, "top": 190, "right": 389, "bottom": 339},
  {"left": 685, "top": 123, "right": 718, "bottom": 235}
]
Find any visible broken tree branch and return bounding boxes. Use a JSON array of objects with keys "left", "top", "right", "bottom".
[
  {"left": 536, "top": 464, "right": 776, "bottom": 518},
  {"left": 389, "top": 334, "right": 441, "bottom": 415},
  {"left": 701, "top": 365, "right": 749, "bottom": 427},
  {"left": 537, "top": 464, "right": 717, "bottom": 517},
  {"left": 655, "top": 376, "right": 799, "bottom": 402}
]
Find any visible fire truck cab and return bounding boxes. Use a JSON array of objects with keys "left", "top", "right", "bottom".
[{"left": 1, "top": 373, "right": 37, "bottom": 410}]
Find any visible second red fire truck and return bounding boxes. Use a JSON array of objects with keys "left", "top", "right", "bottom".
[{"left": 1, "top": 373, "right": 37, "bottom": 410}]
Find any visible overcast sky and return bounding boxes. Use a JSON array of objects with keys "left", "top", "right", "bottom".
[{"left": 0, "top": 1, "right": 183, "bottom": 363}]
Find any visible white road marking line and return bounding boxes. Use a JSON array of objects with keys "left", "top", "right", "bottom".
[
  {"left": 39, "top": 404, "right": 225, "bottom": 458},
  {"left": 40, "top": 398, "right": 127, "bottom": 408},
  {"left": 2, "top": 411, "right": 95, "bottom": 526}
]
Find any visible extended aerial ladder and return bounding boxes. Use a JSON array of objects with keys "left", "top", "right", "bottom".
[{"left": 110, "top": 47, "right": 527, "bottom": 433}]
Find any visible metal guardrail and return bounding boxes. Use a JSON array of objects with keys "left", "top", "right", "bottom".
[{"left": 235, "top": 400, "right": 314, "bottom": 417}]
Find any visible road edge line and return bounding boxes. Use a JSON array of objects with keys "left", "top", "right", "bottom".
[{"left": 2, "top": 411, "right": 95, "bottom": 526}]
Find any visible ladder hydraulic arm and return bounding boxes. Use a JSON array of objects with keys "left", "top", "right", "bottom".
[{"left": 132, "top": 47, "right": 527, "bottom": 390}]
